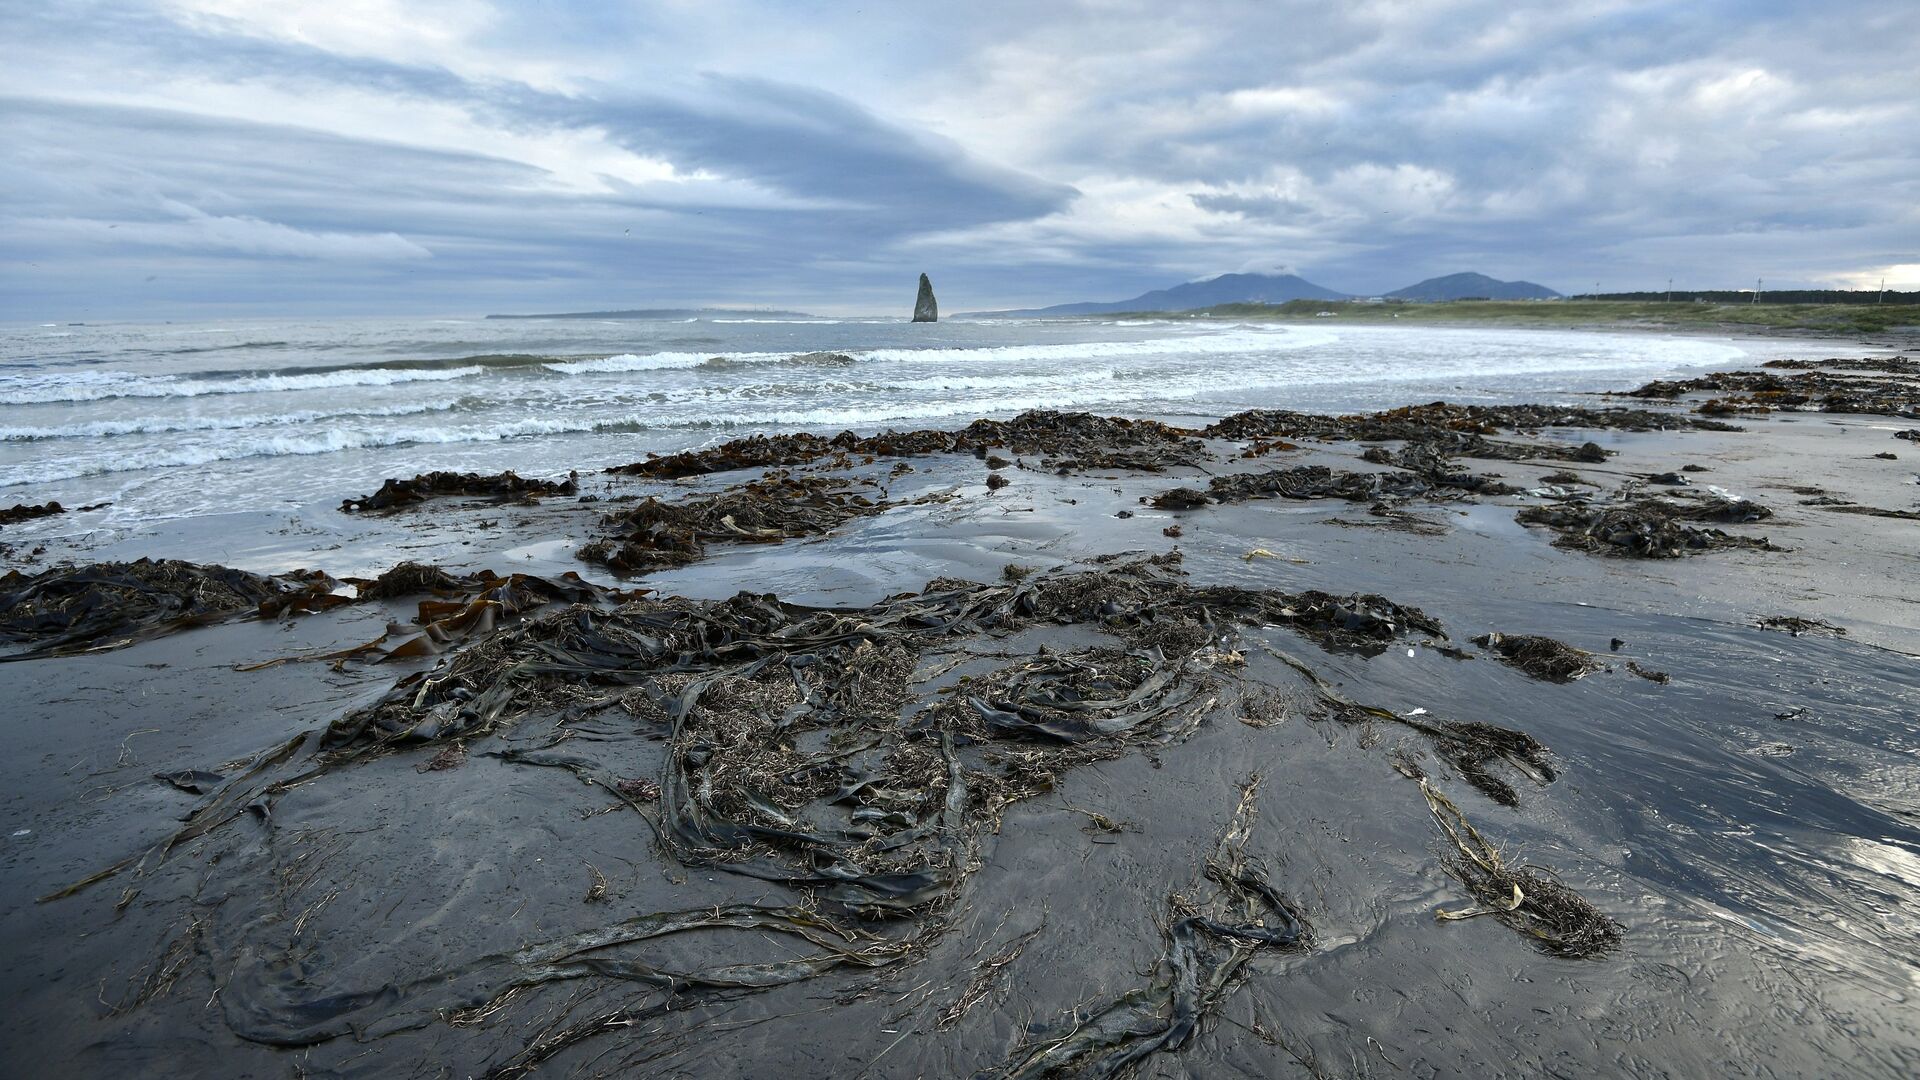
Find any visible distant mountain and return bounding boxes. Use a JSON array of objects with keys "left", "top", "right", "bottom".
[
  {"left": 1384, "top": 273, "right": 1560, "bottom": 301},
  {"left": 487, "top": 307, "right": 814, "bottom": 320},
  {"left": 965, "top": 272, "right": 1349, "bottom": 316}
]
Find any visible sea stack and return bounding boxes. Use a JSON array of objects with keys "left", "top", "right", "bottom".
[{"left": 912, "top": 273, "right": 938, "bottom": 322}]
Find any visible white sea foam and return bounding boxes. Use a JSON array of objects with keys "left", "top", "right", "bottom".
[
  {"left": 856, "top": 327, "right": 1336, "bottom": 365},
  {"left": 0, "top": 365, "right": 488, "bottom": 404},
  {"left": 542, "top": 351, "right": 784, "bottom": 374},
  {"left": 0, "top": 400, "right": 458, "bottom": 441}
]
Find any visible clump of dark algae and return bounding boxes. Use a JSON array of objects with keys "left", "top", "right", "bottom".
[
  {"left": 0, "top": 558, "right": 348, "bottom": 660},
  {"left": 340, "top": 469, "right": 577, "bottom": 512},
  {"left": 1517, "top": 496, "right": 1777, "bottom": 558},
  {"left": 576, "top": 471, "right": 888, "bottom": 575},
  {"left": 42, "top": 550, "right": 1620, "bottom": 1073},
  {"left": 1, "top": 501, "right": 67, "bottom": 527},
  {"left": 1627, "top": 367, "right": 1920, "bottom": 419},
  {"left": 1473, "top": 631, "right": 1605, "bottom": 682},
  {"left": 609, "top": 409, "right": 1205, "bottom": 481}
]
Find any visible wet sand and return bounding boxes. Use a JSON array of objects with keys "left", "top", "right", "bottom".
[{"left": 2, "top": 359, "right": 1918, "bottom": 1077}]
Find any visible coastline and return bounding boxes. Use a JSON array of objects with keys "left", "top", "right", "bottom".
[{"left": 3, "top": 347, "right": 1918, "bottom": 1075}]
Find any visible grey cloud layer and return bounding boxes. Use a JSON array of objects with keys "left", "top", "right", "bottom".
[{"left": 2, "top": 0, "right": 1915, "bottom": 316}]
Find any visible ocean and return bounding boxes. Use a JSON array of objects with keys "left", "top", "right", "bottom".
[{"left": 0, "top": 314, "right": 1795, "bottom": 528}]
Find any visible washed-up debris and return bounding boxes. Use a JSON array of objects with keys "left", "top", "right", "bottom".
[
  {"left": 1629, "top": 369, "right": 1920, "bottom": 419},
  {"left": 1755, "top": 615, "right": 1846, "bottom": 637},
  {"left": 0, "top": 559, "right": 345, "bottom": 660},
  {"left": 1517, "top": 498, "right": 1777, "bottom": 558},
  {"left": 996, "top": 778, "right": 1306, "bottom": 1078},
  {"left": 352, "top": 561, "right": 469, "bottom": 600},
  {"left": 1762, "top": 356, "right": 1918, "bottom": 375},
  {"left": 610, "top": 410, "right": 1205, "bottom": 479},
  {"left": 1472, "top": 632, "right": 1604, "bottom": 682},
  {"left": 1149, "top": 487, "right": 1210, "bottom": 510},
  {"left": 1, "top": 501, "right": 65, "bottom": 526},
  {"left": 52, "top": 549, "right": 1593, "bottom": 1078},
  {"left": 1208, "top": 401, "right": 1713, "bottom": 443},
  {"left": 243, "top": 570, "right": 627, "bottom": 671},
  {"left": 1875, "top": 452, "right": 1900, "bottom": 460},
  {"left": 578, "top": 472, "right": 886, "bottom": 575},
  {"left": 1421, "top": 781, "right": 1621, "bottom": 957},
  {"left": 1626, "top": 661, "right": 1671, "bottom": 684},
  {"left": 341, "top": 470, "right": 577, "bottom": 512},
  {"left": 1180, "top": 461, "right": 1509, "bottom": 509},
  {"left": 1815, "top": 503, "right": 1920, "bottom": 520}
]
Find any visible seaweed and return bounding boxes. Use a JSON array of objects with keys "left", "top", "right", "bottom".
[
  {"left": 0, "top": 559, "right": 346, "bottom": 659},
  {"left": 340, "top": 470, "right": 577, "bottom": 512},
  {"left": 1755, "top": 615, "right": 1847, "bottom": 637},
  {"left": 609, "top": 410, "right": 1204, "bottom": 480},
  {"left": 1627, "top": 369, "right": 1920, "bottom": 419},
  {"left": 577, "top": 472, "right": 887, "bottom": 574},
  {"left": 1179, "top": 454, "right": 1517, "bottom": 510},
  {"left": 1420, "top": 782, "right": 1622, "bottom": 958},
  {"left": 55, "top": 552, "right": 1587, "bottom": 1072},
  {"left": 1, "top": 501, "right": 65, "bottom": 526},
  {"left": 1516, "top": 498, "right": 1777, "bottom": 558},
  {"left": 1472, "top": 631, "right": 1604, "bottom": 682},
  {"left": 996, "top": 778, "right": 1307, "bottom": 1078}
]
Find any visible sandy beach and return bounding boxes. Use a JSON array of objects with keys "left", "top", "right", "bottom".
[{"left": 3, "top": 346, "right": 1918, "bottom": 1077}]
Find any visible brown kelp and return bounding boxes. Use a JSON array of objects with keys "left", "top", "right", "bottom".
[
  {"left": 52, "top": 551, "right": 1591, "bottom": 1073},
  {"left": 0, "top": 559, "right": 345, "bottom": 660}
]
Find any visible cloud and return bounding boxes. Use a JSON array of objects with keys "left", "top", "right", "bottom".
[
  {"left": 1, "top": 0, "right": 1916, "bottom": 315},
  {"left": 16, "top": 200, "right": 433, "bottom": 260}
]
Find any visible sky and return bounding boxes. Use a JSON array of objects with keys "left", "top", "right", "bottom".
[{"left": 2, "top": 0, "right": 1917, "bottom": 318}]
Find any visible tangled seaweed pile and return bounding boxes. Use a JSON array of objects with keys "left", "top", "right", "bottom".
[
  {"left": 1420, "top": 783, "right": 1623, "bottom": 958},
  {"left": 1170, "top": 453, "right": 1521, "bottom": 510},
  {"left": 1517, "top": 497, "right": 1776, "bottom": 558},
  {"left": 51, "top": 551, "right": 1613, "bottom": 1074},
  {"left": 1629, "top": 369, "right": 1920, "bottom": 419},
  {"left": 1001, "top": 777, "right": 1308, "bottom": 1077},
  {"left": 1473, "top": 631, "right": 1604, "bottom": 682},
  {"left": 1204, "top": 405, "right": 1624, "bottom": 462},
  {"left": 611, "top": 409, "right": 1206, "bottom": 481},
  {"left": 341, "top": 470, "right": 578, "bottom": 512},
  {"left": 0, "top": 559, "right": 343, "bottom": 659},
  {"left": 577, "top": 472, "right": 888, "bottom": 574},
  {"left": 1762, "top": 356, "right": 1918, "bottom": 375}
]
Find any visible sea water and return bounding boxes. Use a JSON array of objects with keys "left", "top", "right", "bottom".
[{"left": 0, "top": 314, "right": 1806, "bottom": 527}]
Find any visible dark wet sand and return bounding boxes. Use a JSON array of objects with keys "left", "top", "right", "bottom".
[{"left": 3, "top": 363, "right": 1918, "bottom": 1078}]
